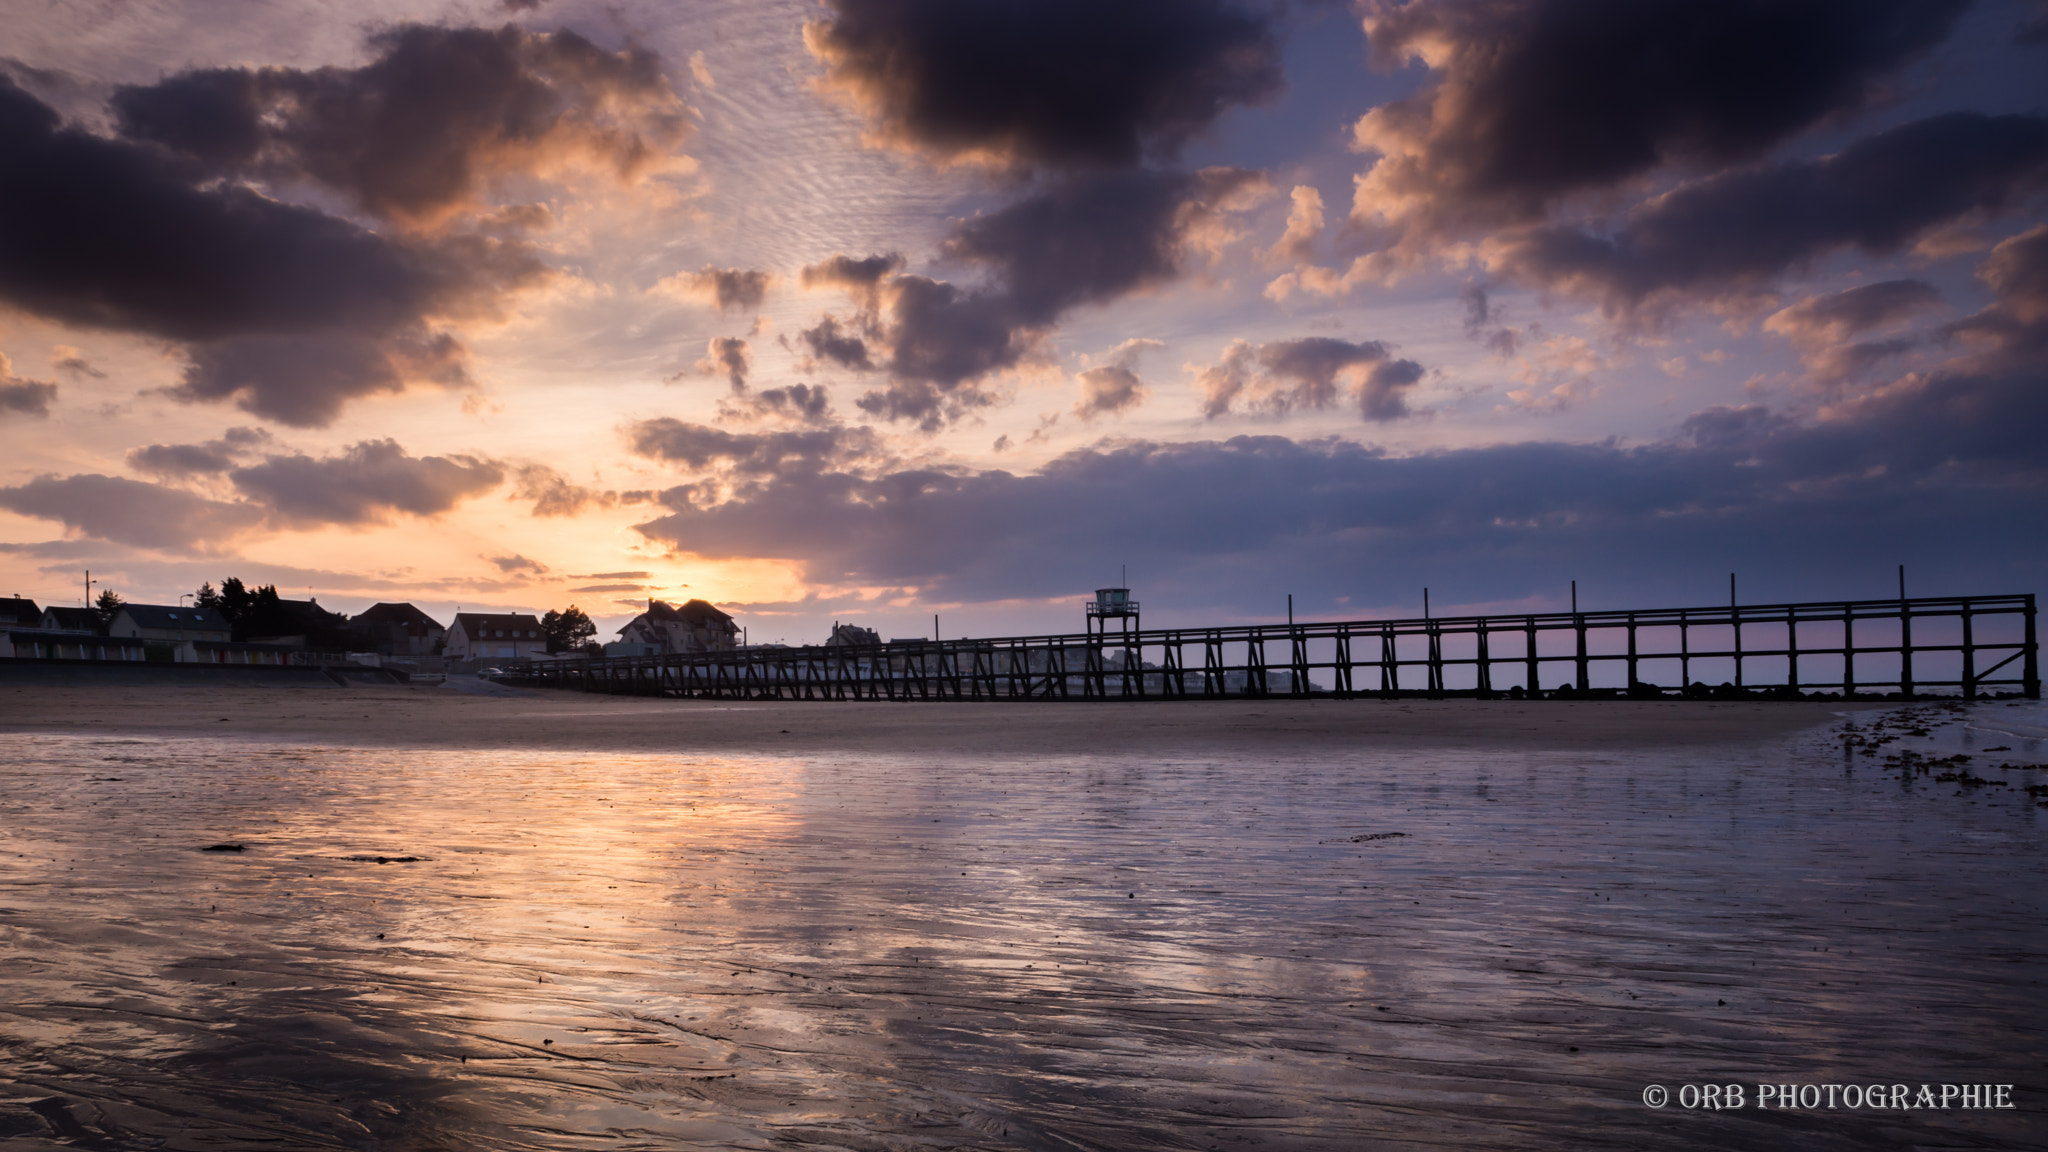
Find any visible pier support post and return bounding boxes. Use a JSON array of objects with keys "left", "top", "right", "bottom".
[
  {"left": 2025, "top": 594, "right": 2039, "bottom": 699},
  {"left": 1962, "top": 606, "right": 1976, "bottom": 700},
  {"left": 1524, "top": 617, "right": 1538, "bottom": 695}
]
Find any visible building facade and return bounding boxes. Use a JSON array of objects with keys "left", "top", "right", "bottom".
[
  {"left": 446, "top": 612, "right": 549, "bottom": 662},
  {"left": 615, "top": 599, "right": 739, "bottom": 655}
]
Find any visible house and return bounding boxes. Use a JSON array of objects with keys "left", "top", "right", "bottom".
[
  {"left": 42, "top": 606, "right": 104, "bottom": 633},
  {"left": 0, "top": 597, "right": 40, "bottom": 630},
  {"left": 616, "top": 599, "right": 739, "bottom": 655},
  {"left": 350, "top": 602, "right": 445, "bottom": 659},
  {"left": 106, "top": 603, "right": 233, "bottom": 661},
  {"left": 446, "top": 612, "right": 548, "bottom": 662},
  {"left": 825, "top": 622, "right": 880, "bottom": 647},
  {"left": 235, "top": 597, "right": 352, "bottom": 648}
]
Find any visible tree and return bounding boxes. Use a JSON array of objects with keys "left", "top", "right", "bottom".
[
  {"left": 94, "top": 588, "right": 125, "bottom": 625},
  {"left": 541, "top": 606, "right": 597, "bottom": 653}
]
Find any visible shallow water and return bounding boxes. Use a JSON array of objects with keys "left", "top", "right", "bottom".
[{"left": 1, "top": 704, "right": 2044, "bottom": 1150}]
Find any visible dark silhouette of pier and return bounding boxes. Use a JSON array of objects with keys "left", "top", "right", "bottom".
[{"left": 508, "top": 593, "right": 2038, "bottom": 702}]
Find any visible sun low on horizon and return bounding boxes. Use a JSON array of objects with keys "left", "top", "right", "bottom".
[{"left": 2, "top": 0, "right": 2044, "bottom": 647}]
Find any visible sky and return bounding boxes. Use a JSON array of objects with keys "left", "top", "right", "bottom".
[{"left": 1, "top": 0, "right": 2044, "bottom": 645}]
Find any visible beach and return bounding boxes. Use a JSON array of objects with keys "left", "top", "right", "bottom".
[
  {"left": 0, "top": 679, "right": 1860, "bottom": 754},
  {"left": 1, "top": 684, "right": 2044, "bottom": 1150}
]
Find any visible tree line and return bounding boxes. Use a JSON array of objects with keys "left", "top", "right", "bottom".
[{"left": 87, "top": 577, "right": 603, "bottom": 654}]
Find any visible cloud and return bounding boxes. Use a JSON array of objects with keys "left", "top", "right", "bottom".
[
  {"left": 490, "top": 553, "right": 549, "bottom": 574},
  {"left": 0, "top": 473, "right": 263, "bottom": 550},
  {"left": 571, "top": 570, "right": 650, "bottom": 580},
  {"left": 627, "top": 418, "right": 884, "bottom": 480},
  {"left": 0, "top": 77, "right": 547, "bottom": 426},
  {"left": 718, "top": 382, "right": 833, "bottom": 425},
  {"left": 510, "top": 462, "right": 620, "bottom": 517},
  {"left": 1352, "top": 0, "right": 1968, "bottom": 237},
  {"left": 110, "top": 24, "right": 687, "bottom": 228},
  {"left": 944, "top": 168, "right": 1266, "bottom": 320},
  {"left": 660, "top": 266, "right": 773, "bottom": 312},
  {"left": 1764, "top": 280, "right": 1944, "bottom": 379},
  {"left": 49, "top": 345, "right": 104, "bottom": 378},
  {"left": 173, "top": 329, "right": 474, "bottom": 428},
  {"left": 800, "top": 252, "right": 904, "bottom": 303},
  {"left": 1492, "top": 113, "right": 2048, "bottom": 314},
  {"left": 804, "top": 0, "right": 1281, "bottom": 170},
  {"left": 1074, "top": 338, "right": 1161, "bottom": 421},
  {"left": 0, "top": 353, "right": 57, "bottom": 417},
  {"left": 1262, "top": 184, "right": 1324, "bottom": 266},
  {"left": 807, "top": 169, "right": 1266, "bottom": 430},
  {"left": 1766, "top": 280, "right": 1944, "bottom": 345},
  {"left": 629, "top": 341, "right": 2048, "bottom": 607},
  {"left": 798, "top": 315, "right": 875, "bottom": 372},
  {"left": 571, "top": 582, "right": 645, "bottom": 593},
  {"left": 125, "top": 426, "right": 272, "bottom": 478},
  {"left": 1973, "top": 223, "right": 2048, "bottom": 325},
  {"left": 693, "top": 336, "right": 751, "bottom": 389},
  {"left": 1195, "top": 336, "right": 1426, "bottom": 420},
  {"left": 229, "top": 439, "right": 504, "bottom": 526}
]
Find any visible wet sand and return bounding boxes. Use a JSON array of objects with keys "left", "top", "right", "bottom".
[
  {"left": 0, "top": 680, "right": 1860, "bottom": 754},
  {"left": 2, "top": 691, "right": 2044, "bottom": 1150}
]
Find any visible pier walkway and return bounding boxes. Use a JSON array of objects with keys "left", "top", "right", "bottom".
[{"left": 505, "top": 593, "right": 2038, "bottom": 702}]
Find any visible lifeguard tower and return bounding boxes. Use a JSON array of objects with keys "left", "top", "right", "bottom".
[{"left": 1086, "top": 586, "right": 1139, "bottom": 640}]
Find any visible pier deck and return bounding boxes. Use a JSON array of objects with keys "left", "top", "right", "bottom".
[{"left": 506, "top": 593, "right": 2039, "bottom": 702}]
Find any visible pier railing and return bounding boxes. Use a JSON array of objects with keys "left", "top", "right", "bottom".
[{"left": 504, "top": 593, "right": 2038, "bottom": 702}]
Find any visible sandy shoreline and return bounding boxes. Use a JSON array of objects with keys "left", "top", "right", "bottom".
[{"left": 0, "top": 680, "right": 1862, "bottom": 754}]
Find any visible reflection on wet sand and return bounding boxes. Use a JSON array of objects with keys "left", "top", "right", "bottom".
[{"left": 1, "top": 706, "right": 2044, "bottom": 1149}]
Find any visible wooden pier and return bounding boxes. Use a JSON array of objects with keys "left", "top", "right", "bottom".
[{"left": 505, "top": 593, "right": 2039, "bottom": 702}]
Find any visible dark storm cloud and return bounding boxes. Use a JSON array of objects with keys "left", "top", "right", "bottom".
[
  {"left": 806, "top": 170, "right": 1265, "bottom": 430},
  {"left": 1355, "top": 0, "right": 1969, "bottom": 231},
  {"left": 0, "top": 79, "right": 538, "bottom": 344},
  {"left": 0, "top": 78, "right": 546, "bottom": 426},
  {"left": 1496, "top": 113, "right": 2048, "bottom": 312},
  {"left": 1197, "top": 336, "right": 1425, "bottom": 420},
  {"left": 228, "top": 439, "right": 504, "bottom": 526},
  {"left": 111, "top": 24, "right": 683, "bottom": 226},
  {"left": 0, "top": 473, "right": 264, "bottom": 551},
  {"left": 805, "top": 0, "right": 1281, "bottom": 170},
  {"left": 945, "top": 168, "right": 1262, "bottom": 320},
  {"left": 173, "top": 330, "right": 472, "bottom": 428}
]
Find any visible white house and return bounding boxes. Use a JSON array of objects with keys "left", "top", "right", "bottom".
[
  {"left": 616, "top": 599, "right": 739, "bottom": 655},
  {"left": 446, "top": 612, "right": 548, "bottom": 662}
]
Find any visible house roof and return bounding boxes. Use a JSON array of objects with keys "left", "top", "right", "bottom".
[
  {"left": 115, "top": 604, "right": 231, "bottom": 631},
  {"left": 353, "top": 602, "right": 444, "bottom": 630},
  {"left": 634, "top": 598, "right": 735, "bottom": 626},
  {"left": 453, "top": 612, "right": 543, "bottom": 632},
  {"left": 0, "top": 597, "right": 41, "bottom": 623},
  {"left": 43, "top": 606, "right": 103, "bottom": 631}
]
